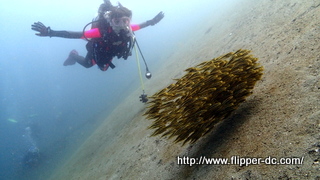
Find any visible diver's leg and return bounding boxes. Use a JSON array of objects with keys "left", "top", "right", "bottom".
[
  {"left": 63, "top": 50, "right": 93, "bottom": 68},
  {"left": 63, "top": 50, "right": 78, "bottom": 66}
]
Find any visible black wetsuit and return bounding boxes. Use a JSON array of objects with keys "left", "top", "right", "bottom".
[
  {"left": 84, "top": 20, "right": 133, "bottom": 71},
  {"left": 49, "top": 18, "right": 133, "bottom": 71}
]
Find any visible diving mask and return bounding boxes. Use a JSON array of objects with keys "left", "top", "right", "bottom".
[
  {"left": 111, "top": 17, "right": 130, "bottom": 27},
  {"left": 110, "top": 16, "right": 131, "bottom": 32},
  {"left": 103, "top": 11, "right": 131, "bottom": 33}
]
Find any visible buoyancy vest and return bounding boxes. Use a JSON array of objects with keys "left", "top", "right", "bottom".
[{"left": 90, "top": 19, "right": 133, "bottom": 70}]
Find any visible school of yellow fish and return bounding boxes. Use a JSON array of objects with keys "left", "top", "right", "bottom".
[{"left": 144, "top": 49, "right": 264, "bottom": 145}]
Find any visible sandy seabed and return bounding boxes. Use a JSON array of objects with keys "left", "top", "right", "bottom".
[{"left": 49, "top": 0, "right": 320, "bottom": 179}]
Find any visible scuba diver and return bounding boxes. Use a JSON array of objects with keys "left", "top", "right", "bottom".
[
  {"left": 22, "top": 127, "right": 40, "bottom": 168},
  {"left": 31, "top": 0, "right": 164, "bottom": 71},
  {"left": 22, "top": 145, "right": 40, "bottom": 168}
]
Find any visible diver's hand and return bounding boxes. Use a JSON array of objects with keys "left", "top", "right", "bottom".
[
  {"left": 31, "top": 22, "right": 51, "bottom": 37},
  {"left": 147, "top": 11, "right": 164, "bottom": 26}
]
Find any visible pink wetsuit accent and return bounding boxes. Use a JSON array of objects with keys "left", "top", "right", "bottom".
[
  {"left": 82, "top": 24, "right": 141, "bottom": 39},
  {"left": 83, "top": 28, "right": 101, "bottom": 38},
  {"left": 130, "top": 24, "right": 141, "bottom": 31}
]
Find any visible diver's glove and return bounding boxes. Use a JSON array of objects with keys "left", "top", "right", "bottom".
[
  {"left": 146, "top": 11, "right": 164, "bottom": 26},
  {"left": 31, "top": 22, "right": 52, "bottom": 37}
]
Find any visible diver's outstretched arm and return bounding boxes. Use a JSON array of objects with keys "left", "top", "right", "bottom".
[
  {"left": 138, "top": 11, "right": 164, "bottom": 29},
  {"left": 31, "top": 22, "right": 83, "bottom": 39}
]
